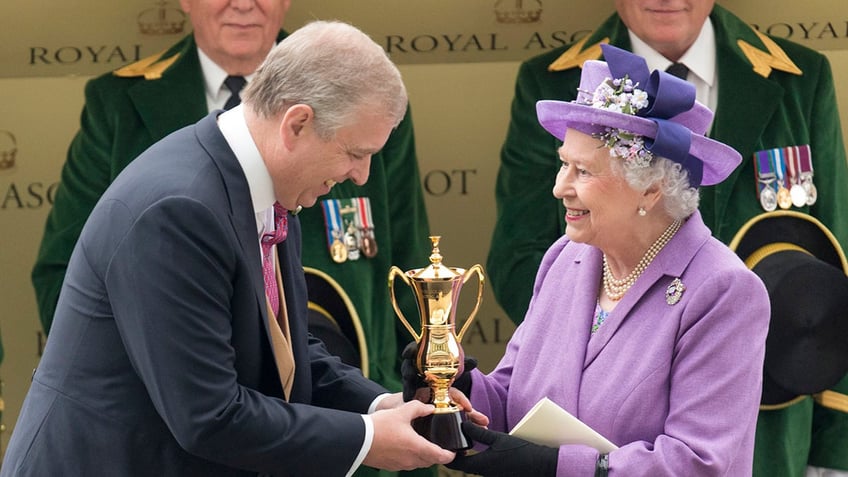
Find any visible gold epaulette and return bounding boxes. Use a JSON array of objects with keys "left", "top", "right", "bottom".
[
  {"left": 737, "top": 29, "right": 802, "bottom": 78},
  {"left": 548, "top": 36, "right": 609, "bottom": 72},
  {"left": 113, "top": 50, "right": 180, "bottom": 80}
]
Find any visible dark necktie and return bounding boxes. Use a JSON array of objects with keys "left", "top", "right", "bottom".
[
  {"left": 665, "top": 63, "right": 689, "bottom": 80},
  {"left": 261, "top": 202, "right": 288, "bottom": 316},
  {"left": 223, "top": 75, "right": 247, "bottom": 110}
]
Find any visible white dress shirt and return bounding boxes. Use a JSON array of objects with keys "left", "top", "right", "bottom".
[
  {"left": 197, "top": 48, "right": 255, "bottom": 112},
  {"left": 629, "top": 18, "right": 719, "bottom": 118}
]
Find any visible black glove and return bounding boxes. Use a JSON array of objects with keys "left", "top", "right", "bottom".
[
  {"left": 401, "top": 341, "right": 478, "bottom": 402},
  {"left": 446, "top": 421, "right": 558, "bottom": 477}
]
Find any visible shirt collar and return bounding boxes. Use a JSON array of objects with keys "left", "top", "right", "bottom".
[
  {"left": 197, "top": 47, "right": 256, "bottom": 112},
  {"left": 628, "top": 17, "right": 716, "bottom": 89},
  {"left": 216, "top": 105, "right": 276, "bottom": 219}
]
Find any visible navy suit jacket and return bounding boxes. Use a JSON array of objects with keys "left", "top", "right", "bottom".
[{"left": 3, "top": 112, "right": 387, "bottom": 476}]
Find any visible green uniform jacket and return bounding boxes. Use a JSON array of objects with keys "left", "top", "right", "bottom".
[
  {"left": 31, "top": 32, "right": 434, "bottom": 477},
  {"left": 487, "top": 5, "right": 848, "bottom": 476}
]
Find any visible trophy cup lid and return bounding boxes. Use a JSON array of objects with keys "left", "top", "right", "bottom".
[{"left": 411, "top": 236, "right": 463, "bottom": 280}]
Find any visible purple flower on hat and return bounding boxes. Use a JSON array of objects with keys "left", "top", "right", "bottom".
[{"left": 587, "top": 74, "right": 654, "bottom": 168}]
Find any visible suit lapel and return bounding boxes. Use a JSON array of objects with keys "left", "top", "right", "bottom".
[
  {"left": 193, "top": 113, "right": 268, "bottom": 319},
  {"left": 542, "top": 244, "right": 598, "bottom": 412},
  {"left": 195, "top": 115, "right": 302, "bottom": 400}
]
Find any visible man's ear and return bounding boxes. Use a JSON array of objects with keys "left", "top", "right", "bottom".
[{"left": 280, "top": 104, "right": 314, "bottom": 148}]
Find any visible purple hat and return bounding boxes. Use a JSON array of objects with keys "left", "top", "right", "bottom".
[{"left": 536, "top": 44, "right": 741, "bottom": 186}]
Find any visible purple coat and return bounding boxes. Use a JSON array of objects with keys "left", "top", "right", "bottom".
[{"left": 471, "top": 211, "right": 770, "bottom": 476}]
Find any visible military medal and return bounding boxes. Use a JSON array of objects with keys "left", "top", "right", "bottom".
[
  {"left": 755, "top": 150, "right": 778, "bottom": 212},
  {"left": 338, "top": 199, "right": 361, "bottom": 261},
  {"left": 760, "top": 184, "right": 777, "bottom": 212},
  {"left": 797, "top": 145, "right": 817, "bottom": 206},
  {"left": 803, "top": 177, "right": 817, "bottom": 206},
  {"left": 356, "top": 197, "right": 378, "bottom": 258},
  {"left": 771, "top": 149, "right": 792, "bottom": 210},
  {"left": 321, "top": 199, "right": 347, "bottom": 263},
  {"left": 330, "top": 231, "right": 348, "bottom": 263},
  {"left": 785, "top": 146, "right": 808, "bottom": 208}
]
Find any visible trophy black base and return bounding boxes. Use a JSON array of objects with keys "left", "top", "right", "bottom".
[{"left": 412, "top": 410, "right": 471, "bottom": 451}]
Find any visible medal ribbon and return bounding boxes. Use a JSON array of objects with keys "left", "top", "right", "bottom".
[
  {"left": 338, "top": 198, "right": 361, "bottom": 261},
  {"left": 769, "top": 149, "right": 787, "bottom": 188},
  {"left": 352, "top": 198, "right": 365, "bottom": 230},
  {"left": 755, "top": 150, "right": 775, "bottom": 196},
  {"left": 321, "top": 199, "right": 343, "bottom": 250},
  {"left": 797, "top": 145, "right": 813, "bottom": 175},
  {"left": 356, "top": 197, "right": 373, "bottom": 230}
]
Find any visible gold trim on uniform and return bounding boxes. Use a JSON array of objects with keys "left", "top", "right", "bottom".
[
  {"left": 737, "top": 29, "right": 802, "bottom": 78},
  {"left": 113, "top": 51, "right": 180, "bottom": 80},
  {"left": 547, "top": 36, "right": 609, "bottom": 72},
  {"left": 814, "top": 390, "right": 848, "bottom": 413}
]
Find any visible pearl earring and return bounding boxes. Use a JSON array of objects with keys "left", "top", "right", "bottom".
[{"left": 638, "top": 207, "right": 647, "bottom": 216}]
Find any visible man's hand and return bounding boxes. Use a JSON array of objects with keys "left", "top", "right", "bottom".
[{"left": 363, "top": 400, "right": 455, "bottom": 471}]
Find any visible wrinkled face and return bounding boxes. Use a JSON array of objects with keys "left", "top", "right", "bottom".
[
  {"left": 273, "top": 106, "right": 396, "bottom": 211},
  {"left": 552, "top": 129, "right": 645, "bottom": 251},
  {"left": 180, "top": 0, "right": 290, "bottom": 72},
  {"left": 615, "top": 0, "right": 714, "bottom": 60}
]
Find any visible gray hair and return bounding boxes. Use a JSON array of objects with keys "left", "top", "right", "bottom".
[
  {"left": 611, "top": 156, "right": 700, "bottom": 220},
  {"left": 242, "top": 20, "right": 408, "bottom": 140}
]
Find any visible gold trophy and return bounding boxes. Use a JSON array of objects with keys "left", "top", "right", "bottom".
[{"left": 388, "top": 236, "right": 484, "bottom": 450}]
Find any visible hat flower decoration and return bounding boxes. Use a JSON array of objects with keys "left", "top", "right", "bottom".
[
  {"left": 537, "top": 43, "right": 742, "bottom": 187},
  {"left": 590, "top": 75, "right": 652, "bottom": 168}
]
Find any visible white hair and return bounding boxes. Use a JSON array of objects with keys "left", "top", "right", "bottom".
[{"left": 611, "top": 156, "right": 700, "bottom": 220}]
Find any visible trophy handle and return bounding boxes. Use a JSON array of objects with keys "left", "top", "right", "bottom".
[
  {"left": 456, "top": 264, "right": 485, "bottom": 342},
  {"left": 388, "top": 266, "right": 421, "bottom": 342}
]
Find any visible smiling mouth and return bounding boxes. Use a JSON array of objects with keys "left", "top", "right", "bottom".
[{"left": 566, "top": 209, "right": 589, "bottom": 217}]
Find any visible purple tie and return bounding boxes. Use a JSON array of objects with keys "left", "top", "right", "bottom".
[{"left": 261, "top": 202, "right": 288, "bottom": 316}]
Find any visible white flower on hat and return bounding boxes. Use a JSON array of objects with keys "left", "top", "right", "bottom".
[{"left": 586, "top": 75, "right": 654, "bottom": 169}]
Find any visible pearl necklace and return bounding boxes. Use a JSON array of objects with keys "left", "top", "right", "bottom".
[{"left": 603, "top": 219, "right": 682, "bottom": 301}]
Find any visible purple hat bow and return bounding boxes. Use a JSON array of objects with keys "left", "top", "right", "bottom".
[{"left": 602, "top": 44, "right": 703, "bottom": 186}]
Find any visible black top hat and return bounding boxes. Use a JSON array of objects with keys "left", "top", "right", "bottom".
[
  {"left": 304, "top": 267, "right": 369, "bottom": 374},
  {"left": 729, "top": 211, "right": 848, "bottom": 406}
]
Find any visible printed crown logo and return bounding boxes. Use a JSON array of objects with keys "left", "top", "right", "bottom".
[
  {"left": 0, "top": 130, "right": 17, "bottom": 171},
  {"left": 494, "top": 0, "right": 543, "bottom": 24},
  {"left": 138, "top": 0, "right": 186, "bottom": 35}
]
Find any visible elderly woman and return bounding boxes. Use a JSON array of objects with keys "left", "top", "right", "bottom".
[{"left": 446, "top": 45, "right": 771, "bottom": 476}]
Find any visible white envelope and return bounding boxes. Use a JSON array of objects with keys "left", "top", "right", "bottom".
[{"left": 509, "top": 397, "right": 619, "bottom": 452}]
